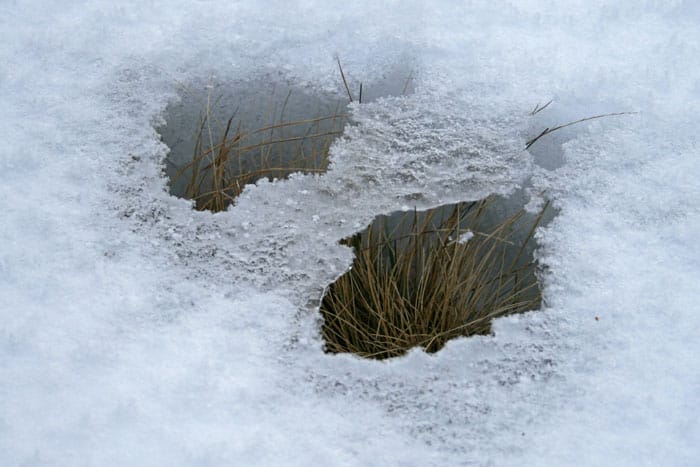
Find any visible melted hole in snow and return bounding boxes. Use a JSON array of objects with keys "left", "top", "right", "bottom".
[{"left": 320, "top": 192, "right": 553, "bottom": 360}]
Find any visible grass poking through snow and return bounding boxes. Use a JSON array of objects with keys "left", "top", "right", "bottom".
[
  {"left": 172, "top": 90, "right": 347, "bottom": 212},
  {"left": 320, "top": 198, "right": 549, "bottom": 359},
  {"left": 166, "top": 77, "right": 555, "bottom": 360}
]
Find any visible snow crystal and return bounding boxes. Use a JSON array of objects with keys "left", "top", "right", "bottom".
[{"left": 455, "top": 231, "right": 474, "bottom": 245}]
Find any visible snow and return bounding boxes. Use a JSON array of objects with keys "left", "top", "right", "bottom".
[
  {"left": 1, "top": 1, "right": 699, "bottom": 465},
  {"left": 455, "top": 232, "right": 474, "bottom": 245}
]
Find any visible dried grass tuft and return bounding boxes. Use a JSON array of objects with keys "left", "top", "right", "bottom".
[
  {"left": 320, "top": 198, "right": 549, "bottom": 359},
  {"left": 172, "top": 90, "right": 347, "bottom": 212}
]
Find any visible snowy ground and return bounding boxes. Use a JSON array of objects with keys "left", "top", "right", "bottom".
[{"left": 1, "top": 1, "right": 698, "bottom": 465}]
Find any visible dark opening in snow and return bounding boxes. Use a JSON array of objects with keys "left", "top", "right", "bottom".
[
  {"left": 320, "top": 192, "right": 551, "bottom": 360},
  {"left": 157, "top": 79, "right": 348, "bottom": 212}
]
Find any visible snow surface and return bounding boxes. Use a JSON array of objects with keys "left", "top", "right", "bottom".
[{"left": 1, "top": 1, "right": 699, "bottom": 465}]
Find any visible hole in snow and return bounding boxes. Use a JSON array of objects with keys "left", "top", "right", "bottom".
[
  {"left": 158, "top": 78, "right": 348, "bottom": 212},
  {"left": 320, "top": 192, "right": 552, "bottom": 360}
]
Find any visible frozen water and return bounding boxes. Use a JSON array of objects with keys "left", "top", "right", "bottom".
[{"left": 1, "top": 1, "right": 698, "bottom": 465}]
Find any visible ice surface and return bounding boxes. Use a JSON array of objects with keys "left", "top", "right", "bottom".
[{"left": 1, "top": 1, "right": 698, "bottom": 465}]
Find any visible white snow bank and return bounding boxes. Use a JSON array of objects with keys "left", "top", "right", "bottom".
[{"left": 1, "top": 1, "right": 698, "bottom": 465}]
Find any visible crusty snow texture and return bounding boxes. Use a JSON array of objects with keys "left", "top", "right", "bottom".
[{"left": 1, "top": 1, "right": 698, "bottom": 466}]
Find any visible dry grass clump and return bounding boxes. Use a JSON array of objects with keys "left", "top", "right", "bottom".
[
  {"left": 320, "top": 198, "right": 549, "bottom": 360},
  {"left": 172, "top": 91, "right": 346, "bottom": 212}
]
